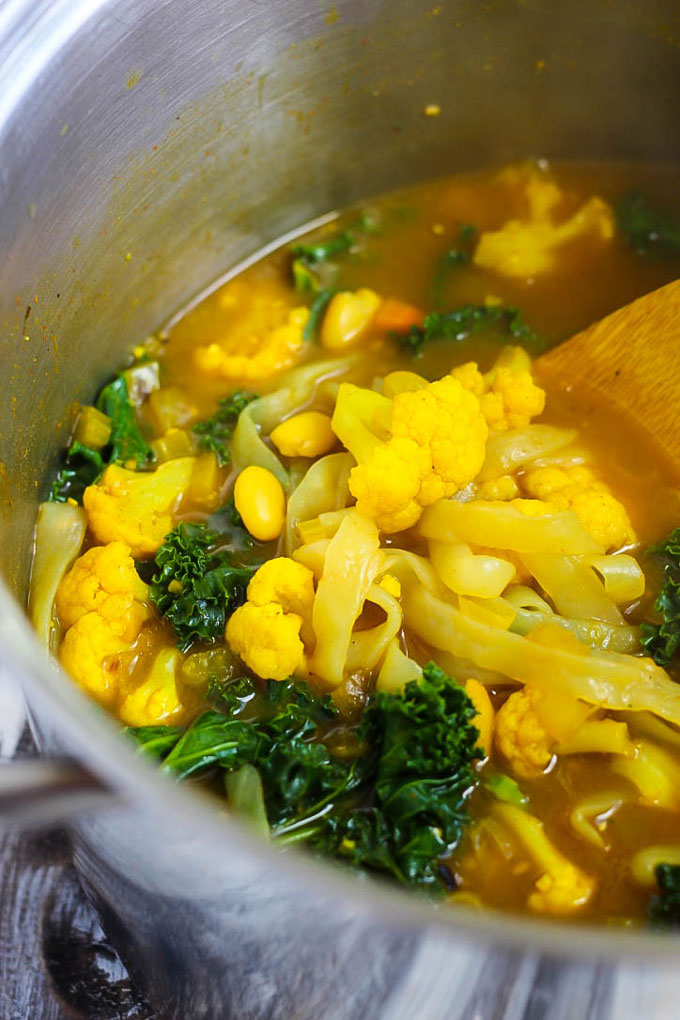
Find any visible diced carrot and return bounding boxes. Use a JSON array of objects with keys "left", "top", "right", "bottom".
[{"left": 373, "top": 298, "right": 424, "bottom": 333}]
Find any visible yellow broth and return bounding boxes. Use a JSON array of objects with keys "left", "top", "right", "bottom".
[{"left": 43, "top": 160, "right": 680, "bottom": 926}]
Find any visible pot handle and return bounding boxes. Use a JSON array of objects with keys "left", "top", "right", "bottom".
[{"left": 0, "top": 758, "right": 115, "bottom": 828}]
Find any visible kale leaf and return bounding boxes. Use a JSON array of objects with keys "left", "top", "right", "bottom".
[
  {"left": 125, "top": 664, "right": 481, "bottom": 894},
  {"left": 50, "top": 441, "right": 105, "bottom": 503},
  {"left": 49, "top": 372, "right": 153, "bottom": 503},
  {"left": 400, "top": 304, "right": 544, "bottom": 356},
  {"left": 616, "top": 191, "right": 680, "bottom": 257},
  {"left": 648, "top": 863, "right": 680, "bottom": 928},
  {"left": 192, "top": 390, "right": 256, "bottom": 465},
  {"left": 96, "top": 375, "right": 154, "bottom": 465},
  {"left": 149, "top": 522, "right": 255, "bottom": 652},
  {"left": 641, "top": 527, "right": 680, "bottom": 667}
]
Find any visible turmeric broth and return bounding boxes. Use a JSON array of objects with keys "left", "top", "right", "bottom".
[{"left": 31, "top": 160, "right": 680, "bottom": 928}]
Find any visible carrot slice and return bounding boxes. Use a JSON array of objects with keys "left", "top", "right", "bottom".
[{"left": 373, "top": 298, "right": 424, "bottom": 333}]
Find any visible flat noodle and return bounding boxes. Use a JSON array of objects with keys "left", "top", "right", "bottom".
[
  {"left": 429, "top": 540, "right": 516, "bottom": 599},
  {"left": 630, "top": 845, "right": 680, "bottom": 886},
  {"left": 419, "top": 499, "right": 603, "bottom": 555},
  {"left": 232, "top": 357, "right": 354, "bottom": 488},
  {"left": 345, "top": 584, "right": 402, "bottom": 672},
  {"left": 520, "top": 552, "right": 624, "bottom": 625},
  {"left": 29, "top": 502, "right": 87, "bottom": 652},
  {"left": 375, "top": 639, "right": 422, "bottom": 694},
  {"left": 479, "top": 424, "right": 577, "bottom": 481},
  {"left": 310, "top": 510, "right": 382, "bottom": 688},
  {"left": 403, "top": 584, "right": 680, "bottom": 725},
  {"left": 285, "top": 452, "right": 353, "bottom": 554}
]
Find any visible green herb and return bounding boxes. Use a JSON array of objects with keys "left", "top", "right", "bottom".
[
  {"left": 641, "top": 528, "right": 680, "bottom": 667},
  {"left": 483, "top": 772, "right": 529, "bottom": 807},
  {"left": 431, "top": 224, "right": 477, "bottom": 309},
  {"left": 49, "top": 441, "right": 105, "bottom": 503},
  {"left": 96, "top": 375, "right": 154, "bottom": 465},
  {"left": 616, "top": 191, "right": 680, "bottom": 257},
  {"left": 303, "top": 289, "right": 336, "bottom": 343},
  {"left": 648, "top": 863, "right": 680, "bottom": 928},
  {"left": 149, "top": 522, "right": 256, "bottom": 652},
  {"left": 290, "top": 213, "right": 377, "bottom": 294},
  {"left": 291, "top": 230, "right": 356, "bottom": 266},
  {"left": 400, "top": 304, "right": 544, "bottom": 357},
  {"left": 49, "top": 371, "right": 153, "bottom": 503},
  {"left": 193, "top": 390, "right": 256, "bottom": 465},
  {"left": 125, "top": 724, "right": 185, "bottom": 758},
  {"left": 126, "top": 664, "right": 481, "bottom": 894}
]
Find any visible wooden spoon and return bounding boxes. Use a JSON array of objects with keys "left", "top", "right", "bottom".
[{"left": 537, "top": 279, "right": 680, "bottom": 465}]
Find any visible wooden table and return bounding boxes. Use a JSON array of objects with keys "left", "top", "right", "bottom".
[{"left": 1, "top": 672, "right": 679, "bottom": 1020}]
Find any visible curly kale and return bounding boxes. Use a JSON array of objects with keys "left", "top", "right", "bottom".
[
  {"left": 400, "top": 304, "right": 544, "bottom": 357},
  {"left": 126, "top": 663, "right": 481, "bottom": 894},
  {"left": 192, "top": 390, "right": 256, "bottom": 465},
  {"left": 149, "top": 522, "right": 255, "bottom": 652},
  {"left": 616, "top": 191, "right": 680, "bottom": 258},
  {"left": 641, "top": 527, "right": 680, "bottom": 668},
  {"left": 648, "top": 863, "right": 680, "bottom": 929}
]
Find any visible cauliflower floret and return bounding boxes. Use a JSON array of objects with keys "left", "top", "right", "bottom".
[
  {"left": 495, "top": 687, "right": 554, "bottom": 778},
  {"left": 59, "top": 612, "right": 130, "bottom": 703},
  {"left": 120, "top": 648, "right": 184, "bottom": 727},
  {"left": 391, "top": 376, "right": 488, "bottom": 498},
  {"left": 522, "top": 464, "right": 634, "bottom": 551},
  {"left": 83, "top": 458, "right": 195, "bottom": 558},
  {"left": 473, "top": 167, "right": 614, "bottom": 279},
  {"left": 56, "top": 542, "right": 149, "bottom": 640},
  {"left": 195, "top": 306, "right": 309, "bottom": 381},
  {"left": 246, "top": 557, "right": 315, "bottom": 619},
  {"left": 528, "top": 861, "right": 596, "bottom": 915},
  {"left": 477, "top": 474, "right": 519, "bottom": 501},
  {"left": 226, "top": 602, "right": 305, "bottom": 682},
  {"left": 494, "top": 802, "right": 595, "bottom": 914},
  {"left": 226, "top": 558, "right": 315, "bottom": 680},
  {"left": 332, "top": 375, "right": 488, "bottom": 534},
  {"left": 451, "top": 351, "right": 545, "bottom": 432},
  {"left": 349, "top": 437, "right": 427, "bottom": 533}
]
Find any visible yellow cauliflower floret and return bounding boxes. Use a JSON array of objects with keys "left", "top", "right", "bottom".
[
  {"left": 477, "top": 474, "right": 519, "bottom": 501},
  {"left": 349, "top": 437, "right": 426, "bottom": 533},
  {"left": 473, "top": 168, "right": 614, "bottom": 279},
  {"left": 522, "top": 464, "right": 634, "bottom": 551},
  {"left": 226, "top": 602, "right": 305, "bottom": 682},
  {"left": 247, "top": 557, "right": 315, "bottom": 619},
  {"left": 56, "top": 542, "right": 149, "bottom": 640},
  {"left": 452, "top": 352, "right": 545, "bottom": 432},
  {"left": 83, "top": 458, "right": 195, "bottom": 558},
  {"left": 528, "top": 860, "right": 596, "bottom": 915},
  {"left": 391, "top": 376, "right": 488, "bottom": 496},
  {"left": 495, "top": 802, "right": 595, "bottom": 914},
  {"left": 195, "top": 306, "right": 309, "bottom": 381},
  {"left": 495, "top": 687, "right": 554, "bottom": 778},
  {"left": 59, "top": 612, "right": 130, "bottom": 704},
  {"left": 332, "top": 375, "right": 487, "bottom": 533},
  {"left": 120, "top": 649, "right": 184, "bottom": 727}
]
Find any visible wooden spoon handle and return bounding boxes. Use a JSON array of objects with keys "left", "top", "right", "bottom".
[{"left": 537, "top": 279, "right": 680, "bottom": 465}]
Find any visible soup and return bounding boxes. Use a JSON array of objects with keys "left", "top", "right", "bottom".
[{"left": 29, "top": 160, "right": 680, "bottom": 927}]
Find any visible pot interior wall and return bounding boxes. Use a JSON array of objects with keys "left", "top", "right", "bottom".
[{"left": 2, "top": 0, "right": 680, "bottom": 599}]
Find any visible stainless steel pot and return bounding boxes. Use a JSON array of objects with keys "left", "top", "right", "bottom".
[{"left": 2, "top": 1, "right": 680, "bottom": 1015}]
